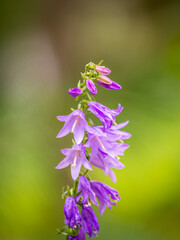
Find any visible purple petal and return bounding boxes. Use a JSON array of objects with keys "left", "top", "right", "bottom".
[
  {"left": 71, "top": 159, "right": 82, "bottom": 180},
  {"left": 73, "top": 122, "right": 85, "bottom": 144},
  {"left": 108, "top": 169, "right": 117, "bottom": 183},
  {"left": 69, "top": 88, "right": 83, "bottom": 97},
  {"left": 86, "top": 79, "right": 97, "bottom": 95},
  {"left": 56, "top": 116, "right": 75, "bottom": 138},
  {"left": 96, "top": 66, "right": 111, "bottom": 75},
  {"left": 97, "top": 80, "right": 122, "bottom": 90},
  {"left": 56, "top": 156, "right": 71, "bottom": 169},
  {"left": 111, "top": 120, "right": 129, "bottom": 129}
]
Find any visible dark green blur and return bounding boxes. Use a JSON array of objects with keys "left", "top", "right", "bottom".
[{"left": 0, "top": 0, "right": 180, "bottom": 239}]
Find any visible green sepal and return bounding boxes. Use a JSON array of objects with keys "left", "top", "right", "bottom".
[{"left": 57, "top": 225, "right": 80, "bottom": 237}]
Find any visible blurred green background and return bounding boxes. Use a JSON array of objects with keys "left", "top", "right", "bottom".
[{"left": 0, "top": 0, "right": 180, "bottom": 239}]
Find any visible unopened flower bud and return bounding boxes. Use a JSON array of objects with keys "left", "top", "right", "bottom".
[
  {"left": 96, "top": 66, "right": 111, "bottom": 75},
  {"left": 86, "top": 79, "right": 97, "bottom": 95},
  {"left": 68, "top": 88, "right": 83, "bottom": 97},
  {"left": 97, "top": 75, "right": 112, "bottom": 85}
]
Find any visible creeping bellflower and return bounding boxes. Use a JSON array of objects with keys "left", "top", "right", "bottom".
[
  {"left": 88, "top": 101, "right": 123, "bottom": 128},
  {"left": 64, "top": 197, "right": 81, "bottom": 229},
  {"left": 57, "top": 109, "right": 93, "bottom": 144},
  {"left": 91, "top": 181, "right": 120, "bottom": 215},
  {"left": 76, "top": 176, "right": 98, "bottom": 206},
  {"left": 97, "top": 80, "right": 122, "bottom": 90},
  {"left": 81, "top": 206, "right": 99, "bottom": 238},
  {"left": 56, "top": 61, "right": 131, "bottom": 239},
  {"left": 69, "top": 88, "right": 83, "bottom": 97},
  {"left": 86, "top": 79, "right": 97, "bottom": 95},
  {"left": 56, "top": 144, "right": 92, "bottom": 180},
  {"left": 90, "top": 149, "right": 125, "bottom": 182}
]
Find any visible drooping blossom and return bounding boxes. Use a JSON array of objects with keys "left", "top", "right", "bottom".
[
  {"left": 56, "top": 144, "right": 92, "bottom": 180},
  {"left": 81, "top": 206, "right": 99, "bottom": 238},
  {"left": 88, "top": 101, "right": 123, "bottom": 128},
  {"left": 69, "top": 88, "right": 83, "bottom": 97},
  {"left": 64, "top": 197, "right": 82, "bottom": 229},
  {"left": 69, "top": 228, "right": 85, "bottom": 240},
  {"left": 97, "top": 75, "right": 112, "bottom": 85},
  {"left": 90, "top": 149, "right": 125, "bottom": 182},
  {"left": 85, "top": 127, "right": 129, "bottom": 157},
  {"left": 97, "top": 120, "right": 131, "bottom": 141},
  {"left": 97, "top": 80, "right": 122, "bottom": 90},
  {"left": 76, "top": 176, "right": 98, "bottom": 206},
  {"left": 91, "top": 181, "right": 120, "bottom": 215},
  {"left": 96, "top": 66, "right": 111, "bottom": 75},
  {"left": 57, "top": 109, "right": 94, "bottom": 144},
  {"left": 86, "top": 79, "right": 97, "bottom": 95}
]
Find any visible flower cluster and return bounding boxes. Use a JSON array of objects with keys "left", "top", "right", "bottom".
[{"left": 56, "top": 61, "right": 131, "bottom": 239}]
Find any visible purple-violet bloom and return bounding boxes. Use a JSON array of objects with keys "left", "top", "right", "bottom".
[
  {"left": 57, "top": 109, "right": 93, "bottom": 144},
  {"left": 91, "top": 181, "right": 120, "bottom": 215},
  {"left": 90, "top": 149, "right": 125, "bottom": 182},
  {"left": 97, "top": 80, "right": 122, "bottom": 90},
  {"left": 64, "top": 197, "right": 82, "bottom": 229},
  {"left": 69, "top": 88, "right": 83, "bottom": 97},
  {"left": 69, "top": 228, "right": 85, "bottom": 240},
  {"left": 96, "top": 66, "right": 111, "bottom": 75},
  {"left": 86, "top": 79, "right": 97, "bottom": 95},
  {"left": 96, "top": 121, "right": 131, "bottom": 141},
  {"left": 76, "top": 176, "right": 98, "bottom": 206},
  {"left": 81, "top": 206, "right": 99, "bottom": 238},
  {"left": 56, "top": 144, "right": 92, "bottom": 180},
  {"left": 88, "top": 101, "right": 123, "bottom": 128},
  {"left": 85, "top": 127, "right": 129, "bottom": 158}
]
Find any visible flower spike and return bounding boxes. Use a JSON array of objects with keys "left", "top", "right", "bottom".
[{"left": 56, "top": 61, "right": 131, "bottom": 239}]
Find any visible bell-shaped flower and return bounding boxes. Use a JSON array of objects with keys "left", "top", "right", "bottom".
[
  {"left": 57, "top": 109, "right": 93, "bottom": 144},
  {"left": 69, "top": 88, "right": 83, "bottom": 97},
  {"left": 81, "top": 206, "right": 99, "bottom": 238},
  {"left": 90, "top": 149, "right": 125, "bottom": 182},
  {"left": 88, "top": 101, "right": 123, "bottom": 128},
  {"left": 85, "top": 128, "right": 129, "bottom": 158},
  {"left": 97, "top": 80, "right": 122, "bottom": 90},
  {"left": 86, "top": 79, "right": 97, "bottom": 95},
  {"left": 96, "top": 66, "right": 111, "bottom": 75},
  {"left": 56, "top": 144, "right": 92, "bottom": 180},
  {"left": 64, "top": 197, "right": 82, "bottom": 229},
  {"left": 69, "top": 228, "right": 85, "bottom": 240},
  {"left": 76, "top": 176, "right": 98, "bottom": 206},
  {"left": 90, "top": 181, "right": 120, "bottom": 215}
]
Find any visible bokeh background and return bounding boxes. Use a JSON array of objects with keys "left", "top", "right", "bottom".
[{"left": 0, "top": 0, "right": 180, "bottom": 239}]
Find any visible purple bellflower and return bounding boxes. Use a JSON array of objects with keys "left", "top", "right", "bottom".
[
  {"left": 81, "top": 206, "right": 99, "bottom": 238},
  {"left": 86, "top": 79, "right": 97, "bottom": 95},
  {"left": 69, "top": 88, "right": 83, "bottom": 97},
  {"left": 85, "top": 128, "right": 129, "bottom": 157},
  {"left": 90, "top": 149, "right": 125, "bottom": 182},
  {"left": 91, "top": 181, "right": 120, "bottom": 215},
  {"left": 97, "top": 80, "right": 122, "bottom": 90},
  {"left": 98, "top": 120, "right": 131, "bottom": 141},
  {"left": 96, "top": 66, "right": 111, "bottom": 75},
  {"left": 88, "top": 101, "right": 123, "bottom": 128},
  {"left": 64, "top": 197, "right": 82, "bottom": 229},
  {"left": 56, "top": 144, "right": 92, "bottom": 180},
  {"left": 76, "top": 176, "right": 98, "bottom": 206},
  {"left": 57, "top": 109, "right": 94, "bottom": 144}
]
